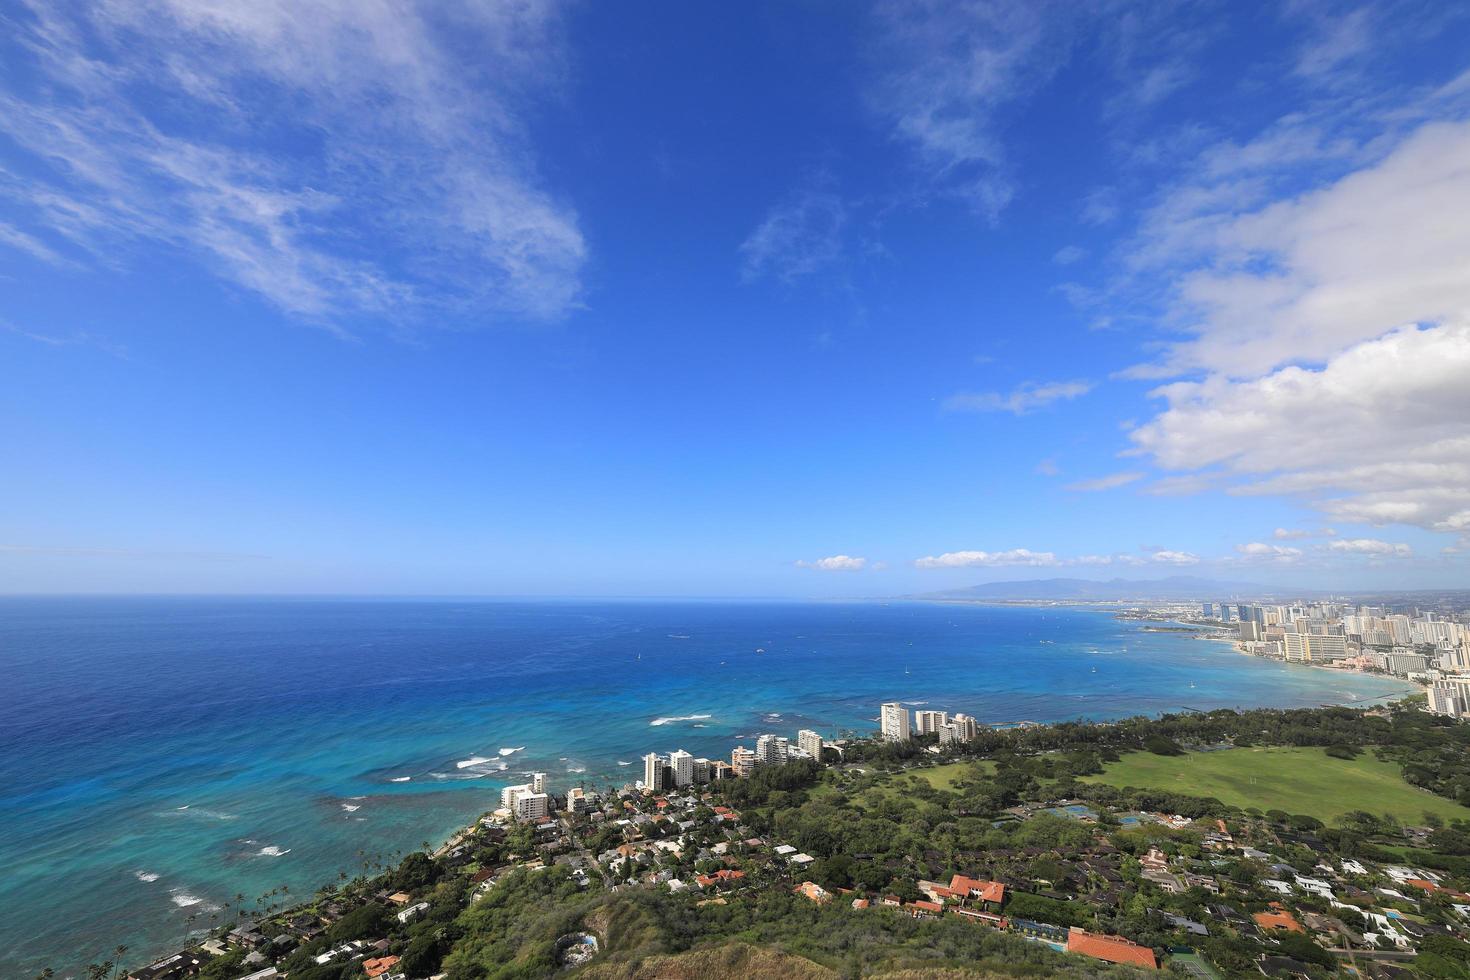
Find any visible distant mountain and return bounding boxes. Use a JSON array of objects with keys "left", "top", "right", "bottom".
[{"left": 913, "top": 575, "right": 1282, "bottom": 601}]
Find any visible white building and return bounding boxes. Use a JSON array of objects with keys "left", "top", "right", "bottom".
[
  {"left": 755, "top": 734, "right": 789, "bottom": 766},
  {"left": 669, "top": 749, "right": 694, "bottom": 788},
  {"left": 880, "top": 702, "right": 911, "bottom": 741},
  {"left": 731, "top": 746, "right": 755, "bottom": 777},
  {"left": 643, "top": 752, "right": 666, "bottom": 793},
  {"left": 951, "top": 713, "right": 980, "bottom": 741},
  {"left": 914, "top": 710, "right": 949, "bottom": 735},
  {"left": 1429, "top": 674, "right": 1470, "bottom": 719},
  {"left": 500, "top": 782, "right": 551, "bottom": 821},
  {"left": 797, "top": 729, "right": 824, "bottom": 762}
]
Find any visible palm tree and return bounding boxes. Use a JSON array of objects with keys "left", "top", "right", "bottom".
[{"left": 110, "top": 947, "right": 128, "bottom": 979}]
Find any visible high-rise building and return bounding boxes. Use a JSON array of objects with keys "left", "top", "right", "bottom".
[
  {"left": 914, "top": 710, "right": 949, "bottom": 735},
  {"left": 642, "top": 752, "right": 666, "bottom": 793},
  {"left": 950, "top": 712, "right": 980, "bottom": 741},
  {"left": 500, "top": 782, "right": 551, "bottom": 821},
  {"left": 692, "top": 757, "right": 711, "bottom": 783},
  {"left": 1201, "top": 602, "right": 1213, "bottom": 618},
  {"left": 1430, "top": 675, "right": 1470, "bottom": 719},
  {"left": 755, "top": 734, "right": 789, "bottom": 766},
  {"left": 530, "top": 772, "right": 546, "bottom": 794},
  {"left": 797, "top": 729, "right": 824, "bottom": 761},
  {"left": 730, "top": 746, "right": 755, "bottom": 777},
  {"left": 669, "top": 749, "right": 694, "bottom": 788},
  {"left": 880, "top": 702, "right": 911, "bottom": 741}
]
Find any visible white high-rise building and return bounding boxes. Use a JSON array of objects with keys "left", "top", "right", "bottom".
[
  {"left": 669, "top": 749, "right": 694, "bottom": 788},
  {"left": 798, "top": 729, "right": 823, "bottom": 761},
  {"left": 914, "top": 710, "right": 949, "bottom": 735},
  {"left": 950, "top": 713, "right": 980, "bottom": 741},
  {"left": 1430, "top": 675, "right": 1470, "bottom": 719},
  {"left": 513, "top": 791, "right": 549, "bottom": 821},
  {"left": 880, "top": 702, "right": 911, "bottom": 741},
  {"left": 642, "top": 752, "right": 666, "bottom": 793},
  {"left": 500, "top": 782, "right": 551, "bottom": 821},
  {"left": 755, "top": 734, "right": 789, "bottom": 766},
  {"left": 530, "top": 772, "right": 546, "bottom": 794},
  {"left": 731, "top": 746, "right": 755, "bottom": 777}
]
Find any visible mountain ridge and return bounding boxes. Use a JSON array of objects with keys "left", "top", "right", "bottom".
[{"left": 909, "top": 574, "right": 1290, "bottom": 601}]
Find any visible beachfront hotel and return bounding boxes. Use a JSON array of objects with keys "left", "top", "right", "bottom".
[{"left": 880, "top": 702, "right": 912, "bottom": 741}]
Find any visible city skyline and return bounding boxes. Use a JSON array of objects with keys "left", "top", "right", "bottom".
[{"left": 4, "top": 2, "right": 1470, "bottom": 595}]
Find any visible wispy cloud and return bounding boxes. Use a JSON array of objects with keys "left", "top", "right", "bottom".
[
  {"left": 1329, "top": 538, "right": 1412, "bottom": 557},
  {"left": 0, "top": 0, "right": 585, "bottom": 327},
  {"left": 795, "top": 554, "right": 868, "bottom": 571},
  {"left": 1273, "top": 527, "right": 1335, "bottom": 539},
  {"left": 914, "top": 547, "right": 1202, "bottom": 569},
  {"left": 914, "top": 548, "right": 1058, "bottom": 569},
  {"left": 944, "top": 379, "right": 1092, "bottom": 415},
  {"left": 1064, "top": 471, "right": 1143, "bottom": 492},
  {"left": 740, "top": 187, "right": 848, "bottom": 285}
]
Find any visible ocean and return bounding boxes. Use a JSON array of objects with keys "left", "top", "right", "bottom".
[{"left": 0, "top": 596, "right": 1413, "bottom": 976}]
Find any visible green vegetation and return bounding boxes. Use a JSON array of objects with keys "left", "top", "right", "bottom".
[
  {"left": 90, "top": 702, "right": 1470, "bottom": 980},
  {"left": 911, "top": 761, "right": 995, "bottom": 791},
  {"left": 1083, "top": 746, "right": 1470, "bottom": 825}
]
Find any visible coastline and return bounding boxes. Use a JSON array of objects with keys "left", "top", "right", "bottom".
[
  {"left": 1206, "top": 631, "right": 1428, "bottom": 695},
  {"left": 0, "top": 598, "right": 1425, "bottom": 976}
]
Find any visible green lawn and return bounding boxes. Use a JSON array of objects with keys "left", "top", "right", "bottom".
[
  {"left": 1082, "top": 746, "right": 1470, "bottom": 825},
  {"left": 911, "top": 760, "right": 995, "bottom": 790}
]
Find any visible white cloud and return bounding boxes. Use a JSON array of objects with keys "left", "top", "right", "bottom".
[
  {"left": 1064, "top": 471, "right": 1144, "bottom": 492},
  {"left": 1329, "top": 538, "right": 1412, "bottom": 557},
  {"left": 1293, "top": 7, "right": 1373, "bottom": 79},
  {"left": 1034, "top": 458, "right": 1060, "bottom": 477},
  {"left": 914, "top": 548, "right": 1059, "bottom": 569},
  {"left": 1080, "top": 186, "right": 1120, "bottom": 225},
  {"left": 740, "top": 188, "right": 847, "bottom": 284},
  {"left": 867, "top": 0, "right": 1063, "bottom": 221},
  {"left": 1149, "top": 550, "right": 1200, "bottom": 565},
  {"left": 1053, "top": 245, "right": 1087, "bottom": 265},
  {"left": 944, "top": 379, "right": 1092, "bottom": 415},
  {"left": 1233, "top": 542, "right": 1303, "bottom": 562},
  {"left": 1130, "top": 322, "right": 1470, "bottom": 533},
  {"left": 1129, "top": 120, "right": 1470, "bottom": 378},
  {"left": 795, "top": 555, "right": 868, "bottom": 572},
  {"left": 1273, "top": 526, "right": 1335, "bottom": 539},
  {"left": 0, "top": 0, "right": 584, "bottom": 324},
  {"left": 913, "top": 547, "right": 1206, "bottom": 569}
]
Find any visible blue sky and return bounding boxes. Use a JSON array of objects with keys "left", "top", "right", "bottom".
[{"left": 3, "top": 0, "right": 1470, "bottom": 596}]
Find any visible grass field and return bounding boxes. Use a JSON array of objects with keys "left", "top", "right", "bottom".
[
  {"left": 910, "top": 760, "right": 994, "bottom": 791},
  {"left": 1082, "top": 746, "right": 1470, "bottom": 825}
]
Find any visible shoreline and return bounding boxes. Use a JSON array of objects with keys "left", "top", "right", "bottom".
[
  {"left": 6, "top": 603, "right": 1426, "bottom": 977},
  {"left": 1205, "top": 631, "right": 1429, "bottom": 695}
]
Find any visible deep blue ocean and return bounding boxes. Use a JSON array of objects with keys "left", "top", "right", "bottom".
[{"left": 0, "top": 597, "right": 1413, "bottom": 976}]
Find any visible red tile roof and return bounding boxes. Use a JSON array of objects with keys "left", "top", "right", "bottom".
[
  {"left": 949, "top": 874, "right": 1006, "bottom": 904},
  {"left": 1066, "top": 928, "right": 1157, "bottom": 969},
  {"left": 364, "top": 956, "right": 401, "bottom": 978}
]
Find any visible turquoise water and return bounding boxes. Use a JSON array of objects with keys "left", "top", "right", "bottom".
[{"left": 0, "top": 597, "right": 1412, "bottom": 976}]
